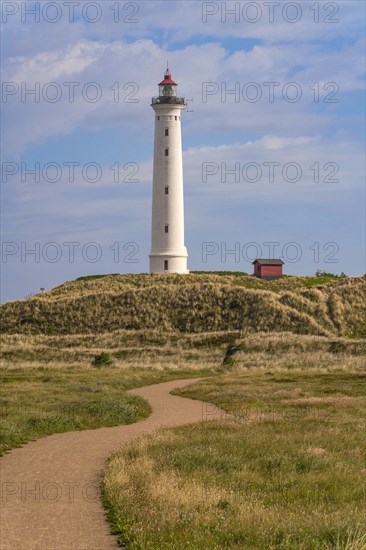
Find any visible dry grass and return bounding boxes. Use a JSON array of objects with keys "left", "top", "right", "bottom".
[
  {"left": 103, "top": 368, "right": 366, "bottom": 549},
  {"left": 0, "top": 330, "right": 227, "bottom": 371},
  {"left": 222, "top": 332, "right": 366, "bottom": 375},
  {"left": 0, "top": 331, "right": 223, "bottom": 456},
  {"left": 1, "top": 274, "right": 365, "bottom": 337},
  {"left": 1, "top": 331, "right": 365, "bottom": 373}
]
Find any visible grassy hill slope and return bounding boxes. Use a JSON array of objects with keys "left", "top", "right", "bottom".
[{"left": 1, "top": 274, "right": 365, "bottom": 338}]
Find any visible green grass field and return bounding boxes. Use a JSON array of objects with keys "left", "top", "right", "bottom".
[
  {"left": 1, "top": 330, "right": 365, "bottom": 460},
  {"left": 0, "top": 367, "right": 211, "bottom": 457},
  {"left": 0, "top": 329, "right": 223, "bottom": 456},
  {"left": 103, "top": 369, "right": 366, "bottom": 549}
]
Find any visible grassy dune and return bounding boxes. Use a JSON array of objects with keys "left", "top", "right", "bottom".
[{"left": 1, "top": 274, "right": 365, "bottom": 337}]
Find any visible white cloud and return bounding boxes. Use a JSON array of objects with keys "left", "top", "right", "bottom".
[
  {"left": 1, "top": 0, "right": 364, "bottom": 301},
  {"left": 2, "top": 30, "right": 364, "bottom": 157}
]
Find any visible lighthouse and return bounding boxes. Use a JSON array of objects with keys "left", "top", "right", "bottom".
[{"left": 149, "top": 67, "right": 189, "bottom": 274}]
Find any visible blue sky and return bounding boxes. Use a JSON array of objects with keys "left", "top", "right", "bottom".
[{"left": 1, "top": 0, "right": 365, "bottom": 302}]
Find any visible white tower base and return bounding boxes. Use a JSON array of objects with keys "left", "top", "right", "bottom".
[{"left": 149, "top": 252, "right": 189, "bottom": 275}]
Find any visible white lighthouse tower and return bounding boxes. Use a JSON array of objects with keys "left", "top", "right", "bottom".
[{"left": 149, "top": 67, "right": 189, "bottom": 274}]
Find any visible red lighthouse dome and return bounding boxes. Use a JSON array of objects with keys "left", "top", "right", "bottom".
[{"left": 158, "top": 67, "right": 177, "bottom": 86}]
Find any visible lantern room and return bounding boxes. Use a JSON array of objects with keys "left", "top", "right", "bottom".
[
  {"left": 152, "top": 68, "right": 185, "bottom": 106},
  {"left": 159, "top": 67, "right": 177, "bottom": 97}
]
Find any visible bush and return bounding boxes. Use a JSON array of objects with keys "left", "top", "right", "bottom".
[
  {"left": 315, "top": 270, "right": 347, "bottom": 278},
  {"left": 92, "top": 352, "right": 113, "bottom": 368}
]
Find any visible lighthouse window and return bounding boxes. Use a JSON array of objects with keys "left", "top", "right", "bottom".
[
  {"left": 175, "top": 116, "right": 178, "bottom": 120},
  {"left": 165, "top": 128, "right": 169, "bottom": 136},
  {"left": 164, "top": 260, "right": 168, "bottom": 271},
  {"left": 165, "top": 186, "right": 169, "bottom": 195},
  {"left": 165, "top": 148, "right": 169, "bottom": 156},
  {"left": 157, "top": 116, "right": 160, "bottom": 120},
  {"left": 165, "top": 225, "right": 169, "bottom": 233}
]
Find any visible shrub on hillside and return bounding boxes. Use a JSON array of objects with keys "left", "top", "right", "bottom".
[{"left": 92, "top": 352, "right": 113, "bottom": 368}]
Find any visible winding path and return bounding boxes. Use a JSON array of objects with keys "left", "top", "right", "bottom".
[{"left": 0, "top": 378, "right": 222, "bottom": 550}]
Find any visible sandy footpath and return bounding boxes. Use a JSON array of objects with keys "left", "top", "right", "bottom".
[{"left": 0, "top": 378, "right": 222, "bottom": 549}]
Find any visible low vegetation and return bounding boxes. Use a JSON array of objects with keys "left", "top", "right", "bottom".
[
  {"left": 1, "top": 273, "right": 365, "bottom": 546},
  {"left": 1, "top": 274, "right": 365, "bottom": 337},
  {"left": 0, "top": 330, "right": 222, "bottom": 456},
  {"left": 103, "top": 368, "right": 366, "bottom": 549},
  {"left": 92, "top": 351, "right": 113, "bottom": 368},
  {"left": 0, "top": 366, "right": 208, "bottom": 457},
  {"left": 1, "top": 330, "right": 365, "bottom": 459},
  {"left": 0, "top": 330, "right": 226, "bottom": 370}
]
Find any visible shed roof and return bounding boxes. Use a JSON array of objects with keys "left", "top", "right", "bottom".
[{"left": 252, "top": 259, "right": 284, "bottom": 265}]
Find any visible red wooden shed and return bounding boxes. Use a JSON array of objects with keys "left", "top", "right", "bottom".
[{"left": 253, "top": 259, "right": 284, "bottom": 280}]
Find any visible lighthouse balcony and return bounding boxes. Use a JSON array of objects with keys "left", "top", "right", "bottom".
[{"left": 151, "top": 96, "right": 185, "bottom": 105}]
